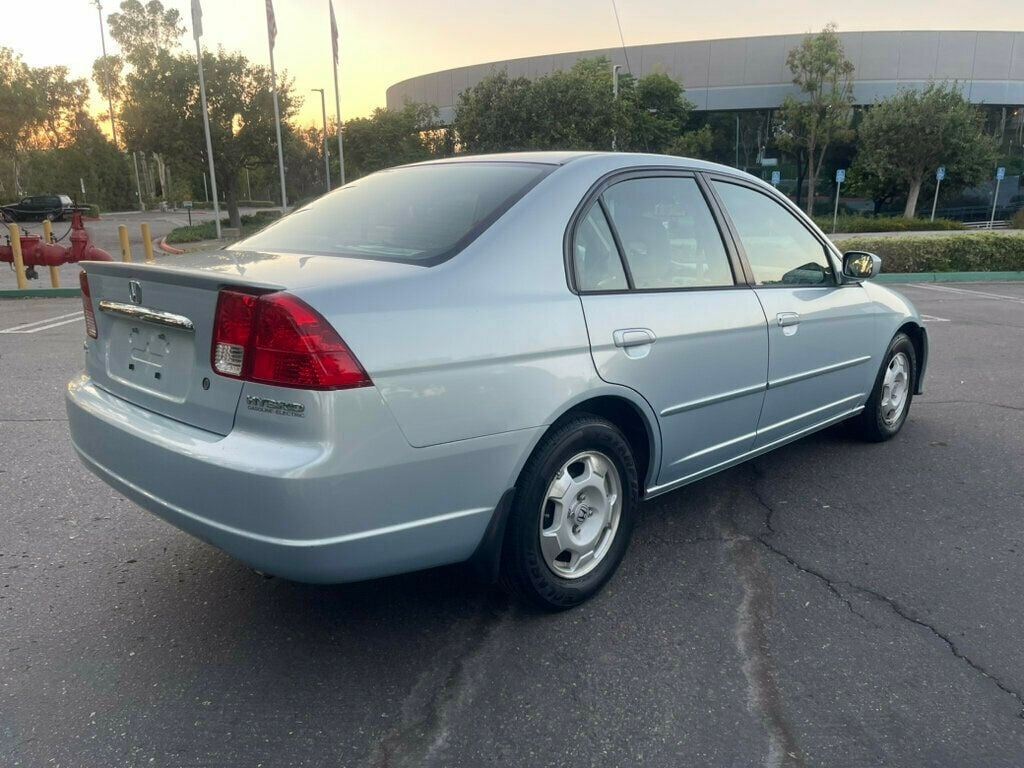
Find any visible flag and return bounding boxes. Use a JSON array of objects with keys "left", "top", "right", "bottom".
[
  {"left": 265, "top": 0, "right": 277, "bottom": 50},
  {"left": 191, "top": 0, "right": 202, "bottom": 39},
  {"left": 329, "top": 0, "right": 339, "bottom": 66}
]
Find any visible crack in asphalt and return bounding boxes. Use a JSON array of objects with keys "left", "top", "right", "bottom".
[
  {"left": 745, "top": 468, "right": 1024, "bottom": 720},
  {"left": 723, "top": 523, "right": 807, "bottom": 768},
  {"left": 0, "top": 418, "right": 69, "bottom": 423},
  {"left": 844, "top": 583, "right": 1024, "bottom": 720},
  {"left": 366, "top": 597, "right": 511, "bottom": 768}
]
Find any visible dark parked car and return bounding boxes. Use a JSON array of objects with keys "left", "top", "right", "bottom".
[{"left": 1, "top": 194, "right": 74, "bottom": 222}]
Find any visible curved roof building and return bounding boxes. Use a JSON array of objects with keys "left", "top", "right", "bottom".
[{"left": 386, "top": 30, "right": 1024, "bottom": 122}]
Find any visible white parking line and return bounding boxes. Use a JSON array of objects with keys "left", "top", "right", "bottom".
[
  {"left": 910, "top": 283, "right": 1024, "bottom": 304},
  {"left": 0, "top": 311, "right": 82, "bottom": 334},
  {"left": 920, "top": 314, "right": 950, "bottom": 323},
  {"left": 0, "top": 315, "right": 82, "bottom": 334}
]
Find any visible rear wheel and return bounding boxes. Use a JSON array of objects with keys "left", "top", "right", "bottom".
[
  {"left": 852, "top": 332, "right": 916, "bottom": 442},
  {"left": 501, "top": 415, "right": 639, "bottom": 611}
]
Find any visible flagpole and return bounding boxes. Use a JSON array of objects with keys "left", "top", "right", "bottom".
[
  {"left": 266, "top": 3, "right": 288, "bottom": 210},
  {"left": 330, "top": 1, "right": 345, "bottom": 185},
  {"left": 194, "top": 25, "right": 221, "bottom": 239}
]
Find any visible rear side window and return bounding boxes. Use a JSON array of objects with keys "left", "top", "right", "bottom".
[
  {"left": 601, "top": 177, "right": 734, "bottom": 289},
  {"left": 574, "top": 203, "right": 627, "bottom": 291},
  {"left": 712, "top": 181, "right": 834, "bottom": 286},
  {"left": 232, "top": 162, "right": 552, "bottom": 265}
]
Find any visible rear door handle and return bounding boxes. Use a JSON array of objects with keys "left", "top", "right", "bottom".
[
  {"left": 776, "top": 312, "right": 800, "bottom": 328},
  {"left": 613, "top": 328, "right": 657, "bottom": 348}
]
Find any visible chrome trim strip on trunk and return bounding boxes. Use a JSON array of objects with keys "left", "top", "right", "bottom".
[
  {"left": 660, "top": 381, "right": 766, "bottom": 417},
  {"left": 767, "top": 355, "right": 871, "bottom": 389},
  {"left": 98, "top": 301, "right": 195, "bottom": 332}
]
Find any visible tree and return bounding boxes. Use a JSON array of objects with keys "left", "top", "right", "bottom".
[
  {"left": 107, "top": 0, "right": 185, "bottom": 71},
  {"left": 342, "top": 102, "right": 442, "bottom": 179},
  {"left": 0, "top": 47, "right": 43, "bottom": 195},
  {"left": 776, "top": 24, "right": 855, "bottom": 214},
  {"left": 853, "top": 83, "right": 996, "bottom": 218},
  {"left": 454, "top": 57, "right": 699, "bottom": 154}
]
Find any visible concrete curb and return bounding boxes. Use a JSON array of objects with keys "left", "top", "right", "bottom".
[
  {"left": 876, "top": 271, "right": 1024, "bottom": 283},
  {"left": 0, "top": 288, "right": 82, "bottom": 299},
  {"left": 158, "top": 236, "right": 185, "bottom": 255}
]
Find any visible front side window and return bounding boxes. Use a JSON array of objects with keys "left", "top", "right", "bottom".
[
  {"left": 712, "top": 181, "right": 834, "bottom": 286},
  {"left": 601, "top": 177, "right": 734, "bottom": 289},
  {"left": 574, "top": 203, "right": 628, "bottom": 291},
  {"left": 233, "top": 162, "right": 552, "bottom": 264}
]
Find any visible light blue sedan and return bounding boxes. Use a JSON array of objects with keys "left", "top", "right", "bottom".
[{"left": 67, "top": 152, "right": 927, "bottom": 610}]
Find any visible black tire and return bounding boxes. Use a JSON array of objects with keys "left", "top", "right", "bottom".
[
  {"left": 500, "top": 415, "right": 639, "bottom": 611},
  {"left": 851, "top": 332, "right": 916, "bottom": 442}
]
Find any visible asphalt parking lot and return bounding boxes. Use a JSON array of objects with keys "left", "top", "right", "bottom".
[{"left": 2, "top": 282, "right": 1023, "bottom": 767}]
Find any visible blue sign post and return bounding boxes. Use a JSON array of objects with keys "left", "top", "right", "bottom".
[
  {"left": 832, "top": 169, "right": 846, "bottom": 234},
  {"left": 770, "top": 170, "right": 781, "bottom": 188},
  {"left": 931, "top": 166, "right": 946, "bottom": 222},
  {"left": 991, "top": 167, "right": 1006, "bottom": 228}
]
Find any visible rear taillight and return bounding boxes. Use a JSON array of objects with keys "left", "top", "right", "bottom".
[
  {"left": 211, "top": 289, "right": 371, "bottom": 390},
  {"left": 79, "top": 271, "right": 97, "bottom": 339}
]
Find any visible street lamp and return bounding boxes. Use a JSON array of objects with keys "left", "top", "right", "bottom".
[{"left": 311, "top": 88, "right": 331, "bottom": 192}]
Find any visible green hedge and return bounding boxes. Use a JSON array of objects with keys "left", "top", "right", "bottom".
[
  {"left": 814, "top": 215, "right": 965, "bottom": 233},
  {"left": 840, "top": 233, "right": 1024, "bottom": 273},
  {"left": 165, "top": 211, "right": 281, "bottom": 244}
]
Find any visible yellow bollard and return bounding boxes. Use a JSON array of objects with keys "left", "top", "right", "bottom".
[
  {"left": 118, "top": 224, "right": 133, "bottom": 263},
  {"left": 8, "top": 223, "right": 28, "bottom": 290},
  {"left": 42, "top": 219, "right": 60, "bottom": 288},
  {"left": 141, "top": 222, "right": 155, "bottom": 264}
]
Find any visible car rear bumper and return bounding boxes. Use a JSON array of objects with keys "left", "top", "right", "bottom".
[{"left": 66, "top": 375, "right": 537, "bottom": 583}]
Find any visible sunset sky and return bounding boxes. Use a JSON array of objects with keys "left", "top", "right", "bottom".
[{"left": 3, "top": 0, "right": 1021, "bottom": 130}]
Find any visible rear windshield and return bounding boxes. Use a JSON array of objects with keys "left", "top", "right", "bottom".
[{"left": 231, "top": 162, "right": 553, "bottom": 265}]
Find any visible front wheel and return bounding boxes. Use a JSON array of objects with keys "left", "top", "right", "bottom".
[
  {"left": 852, "top": 332, "right": 916, "bottom": 442},
  {"left": 500, "top": 415, "right": 639, "bottom": 611}
]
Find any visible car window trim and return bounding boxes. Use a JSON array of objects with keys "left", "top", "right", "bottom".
[
  {"left": 703, "top": 174, "right": 841, "bottom": 289},
  {"left": 596, "top": 197, "right": 635, "bottom": 290},
  {"left": 564, "top": 167, "right": 748, "bottom": 296}
]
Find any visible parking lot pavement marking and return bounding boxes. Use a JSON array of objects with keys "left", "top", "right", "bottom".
[
  {"left": 0, "top": 315, "right": 82, "bottom": 334},
  {"left": 920, "top": 314, "right": 950, "bottom": 323},
  {"left": 0, "top": 311, "right": 82, "bottom": 334},
  {"left": 909, "top": 283, "right": 1024, "bottom": 304}
]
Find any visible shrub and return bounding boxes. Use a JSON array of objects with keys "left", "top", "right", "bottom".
[
  {"left": 165, "top": 213, "right": 278, "bottom": 244},
  {"left": 1010, "top": 208, "right": 1024, "bottom": 230},
  {"left": 814, "top": 215, "right": 965, "bottom": 233},
  {"left": 838, "top": 233, "right": 1024, "bottom": 273}
]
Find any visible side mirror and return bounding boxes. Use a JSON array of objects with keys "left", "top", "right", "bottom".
[{"left": 843, "top": 251, "right": 881, "bottom": 281}]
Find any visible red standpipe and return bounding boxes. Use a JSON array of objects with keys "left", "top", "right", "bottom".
[{"left": 0, "top": 212, "right": 113, "bottom": 268}]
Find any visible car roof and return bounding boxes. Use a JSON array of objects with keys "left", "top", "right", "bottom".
[{"left": 398, "top": 150, "right": 764, "bottom": 185}]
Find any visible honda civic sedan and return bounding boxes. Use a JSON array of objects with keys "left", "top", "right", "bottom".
[{"left": 67, "top": 152, "right": 927, "bottom": 610}]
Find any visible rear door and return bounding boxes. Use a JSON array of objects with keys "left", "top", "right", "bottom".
[
  {"left": 709, "top": 178, "right": 878, "bottom": 448},
  {"left": 572, "top": 172, "right": 769, "bottom": 490}
]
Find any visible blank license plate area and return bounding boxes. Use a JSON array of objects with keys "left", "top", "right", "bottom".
[{"left": 105, "top": 320, "right": 195, "bottom": 401}]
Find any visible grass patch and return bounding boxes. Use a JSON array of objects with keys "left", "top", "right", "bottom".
[
  {"left": 840, "top": 233, "right": 1024, "bottom": 273},
  {"left": 165, "top": 210, "right": 281, "bottom": 244},
  {"left": 814, "top": 215, "right": 965, "bottom": 233}
]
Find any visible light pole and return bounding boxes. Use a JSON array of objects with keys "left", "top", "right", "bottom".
[
  {"left": 611, "top": 64, "right": 621, "bottom": 151},
  {"left": 311, "top": 88, "right": 331, "bottom": 192}
]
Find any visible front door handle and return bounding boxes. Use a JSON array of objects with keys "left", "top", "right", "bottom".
[
  {"left": 776, "top": 312, "right": 800, "bottom": 328},
  {"left": 613, "top": 328, "right": 657, "bottom": 348}
]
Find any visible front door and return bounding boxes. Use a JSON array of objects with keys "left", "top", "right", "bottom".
[
  {"left": 572, "top": 174, "right": 769, "bottom": 491},
  {"left": 710, "top": 179, "right": 878, "bottom": 448}
]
